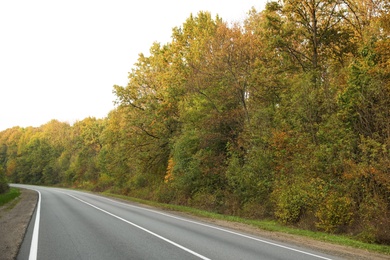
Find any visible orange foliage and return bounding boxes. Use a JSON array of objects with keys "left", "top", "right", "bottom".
[{"left": 164, "top": 157, "right": 175, "bottom": 183}]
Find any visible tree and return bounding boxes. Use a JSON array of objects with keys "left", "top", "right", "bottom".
[
  {"left": 170, "top": 13, "right": 249, "bottom": 201},
  {"left": 67, "top": 118, "right": 104, "bottom": 187},
  {"left": 16, "top": 137, "right": 58, "bottom": 184},
  {"left": 0, "top": 127, "right": 23, "bottom": 182}
]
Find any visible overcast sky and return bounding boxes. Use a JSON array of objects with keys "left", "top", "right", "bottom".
[{"left": 0, "top": 0, "right": 267, "bottom": 131}]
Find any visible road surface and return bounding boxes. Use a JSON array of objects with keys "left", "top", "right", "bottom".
[{"left": 13, "top": 184, "right": 342, "bottom": 260}]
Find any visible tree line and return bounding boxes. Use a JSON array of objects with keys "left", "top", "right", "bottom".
[{"left": 1, "top": 0, "right": 389, "bottom": 244}]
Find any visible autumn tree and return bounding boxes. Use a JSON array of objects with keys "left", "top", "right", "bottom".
[
  {"left": 338, "top": 0, "right": 390, "bottom": 242},
  {"left": 97, "top": 108, "right": 141, "bottom": 193},
  {"left": 112, "top": 38, "right": 185, "bottom": 198},
  {"left": 169, "top": 12, "right": 261, "bottom": 206},
  {"left": 0, "top": 127, "right": 24, "bottom": 182},
  {"left": 65, "top": 117, "right": 104, "bottom": 188}
]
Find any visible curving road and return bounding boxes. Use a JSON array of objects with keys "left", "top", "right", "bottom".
[{"left": 13, "top": 184, "right": 342, "bottom": 260}]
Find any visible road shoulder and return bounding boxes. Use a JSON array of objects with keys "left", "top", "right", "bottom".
[
  {"left": 0, "top": 188, "right": 38, "bottom": 260},
  {"left": 203, "top": 218, "right": 389, "bottom": 260},
  {"left": 101, "top": 193, "right": 390, "bottom": 260}
]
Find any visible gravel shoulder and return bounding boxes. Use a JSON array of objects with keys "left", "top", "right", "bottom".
[
  {"left": 1, "top": 188, "right": 389, "bottom": 260},
  {"left": 0, "top": 188, "right": 38, "bottom": 260}
]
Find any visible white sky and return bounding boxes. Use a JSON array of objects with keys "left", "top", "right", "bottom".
[{"left": 0, "top": 0, "right": 267, "bottom": 131}]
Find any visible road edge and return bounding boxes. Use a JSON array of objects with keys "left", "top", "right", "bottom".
[{"left": 0, "top": 188, "right": 38, "bottom": 260}]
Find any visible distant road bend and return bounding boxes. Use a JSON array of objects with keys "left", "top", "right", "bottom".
[{"left": 13, "top": 184, "right": 341, "bottom": 260}]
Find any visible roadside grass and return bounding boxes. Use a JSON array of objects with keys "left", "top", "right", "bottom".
[
  {"left": 102, "top": 191, "right": 390, "bottom": 256},
  {"left": 0, "top": 187, "right": 21, "bottom": 207}
]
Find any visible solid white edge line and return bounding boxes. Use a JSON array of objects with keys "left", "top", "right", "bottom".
[
  {"left": 65, "top": 193, "right": 211, "bottom": 260},
  {"left": 29, "top": 189, "right": 41, "bottom": 260},
  {"left": 70, "top": 191, "right": 334, "bottom": 260}
]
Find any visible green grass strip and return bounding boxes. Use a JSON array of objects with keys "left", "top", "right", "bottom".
[
  {"left": 102, "top": 192, "right": 390, "bottom": 255},
  {"left": 0, "top": 187, "right": 21, "bottom": 207}
]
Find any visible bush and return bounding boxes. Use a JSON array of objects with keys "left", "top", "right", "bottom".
[
  {"left": 241, "top": 199, "right": 271, "bottom": 219},
  {"left": 272, "top": 177, "right": 329, "bottom": 226},
  {"left": 0, "top": 180, "right": 9, "bottom": 194},
  {"left": 356, "top": 195, "right": 390, "bottom": 244},
  {"left": 272, "top": 181, "right": 311, "bottom": 224},
  {"left": 0, "top": 168, "right": 9, "bottom": 194},
  {"left": 189, "top": 189, "right": 225, "bottom": 212},
  {"left": 315, "top": 193, "right": 354, "bottom": 233},
  {"left": 94, "top": 173, "right": 114, "bottom": 192},
  {"left": 155, "top": 184, "right": 176, "bottom": 203}
]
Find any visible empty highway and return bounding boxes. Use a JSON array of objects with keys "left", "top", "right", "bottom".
[{"left": 13, "top": 184, "right": 341, "bottom": 260}]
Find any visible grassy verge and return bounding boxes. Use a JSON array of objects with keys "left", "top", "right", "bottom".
[
  {"left": 0, "top": 187, "right": 21, "bottom": 207},
  {"left": 102, "top": 191, "right": 390, "bottom": 255}
]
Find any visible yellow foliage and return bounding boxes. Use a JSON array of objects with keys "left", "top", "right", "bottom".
[{"left": 315, "top": 194, "right": 354, "bottom": 233}]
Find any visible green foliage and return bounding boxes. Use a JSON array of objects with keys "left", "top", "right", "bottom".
[
  {"left": 16, "top": 137, "right": 61, "bottom": 185},
  {"left": 356, "top": 194, "right": 390, "bottom": 243},
  {"left": 0, "top": 166, "right": 9, "bottom": 194},
  {"left": 272, "top": 177, "right": 312, "bottom": 224},
  {"left": 339, "top": 43, "right": 390, "bottom": 142},
  {"left": 226, "top": 145, "right": 273, "bottom": 212},
  {"left": 0, "top": 187, "right": 20, "bottom": 206},
  {"left": 94, "top": 173, "right": 114, "bottom": 192},
  {"left": 315, "top": 193, "right": 354, "bottom": 233}
]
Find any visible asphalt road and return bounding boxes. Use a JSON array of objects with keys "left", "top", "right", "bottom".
[{"left": 13, "top": 184, "right": 342, "bottom": 260}]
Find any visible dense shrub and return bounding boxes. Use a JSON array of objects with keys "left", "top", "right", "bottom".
[{"left": 0, "top": 168, "right": 9, "bottom": 194}]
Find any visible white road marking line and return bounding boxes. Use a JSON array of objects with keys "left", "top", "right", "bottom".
[
  {"left": 70, "top": 191, "right": 334, "bottom": 260},
  {"left": 29, "top": 189, "right": 41, "bottom": 260},
  {"left": 65, "top": 193, "right": 211, "bottom": 260}
]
